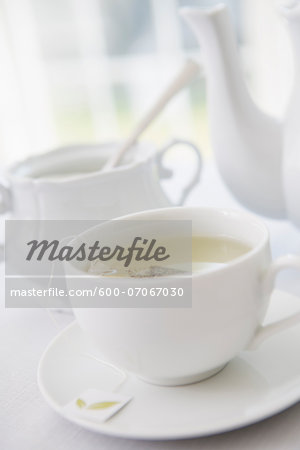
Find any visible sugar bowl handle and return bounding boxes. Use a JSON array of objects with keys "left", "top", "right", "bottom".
[{"left": 156, "top": 139, "right": 202, "bottom": 205}]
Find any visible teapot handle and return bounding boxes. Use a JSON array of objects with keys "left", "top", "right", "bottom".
[{"left": 155, "top": 139, "right": 202, "bottom": 205}]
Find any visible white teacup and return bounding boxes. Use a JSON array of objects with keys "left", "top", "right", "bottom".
[
  {"left": 0, "top": 140, "right": 201, "bottom": 220},
  {"left": 65, "top": 207, "right": 300, "bottom": 386}
]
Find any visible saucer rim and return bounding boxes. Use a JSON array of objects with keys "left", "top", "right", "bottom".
[{"left": 37, "top": 290, "right": 300, "bottom": 440}]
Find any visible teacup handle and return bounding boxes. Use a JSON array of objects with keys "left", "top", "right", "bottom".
[
  {"left": 0, "top": 181, "right": 12, "bottom": 261},
  {"left": 156, "top": 139, "right": 202, "bottom": 206},
  {"left": 248, "top": 255, "right": 300, "bottom": 350}
]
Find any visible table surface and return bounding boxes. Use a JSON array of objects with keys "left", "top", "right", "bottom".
[{"left": 2, "top": 163, "right": 300, "bottom": 450}]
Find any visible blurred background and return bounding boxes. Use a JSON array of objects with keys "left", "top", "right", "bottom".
[{"left": 0, "top": 0, "right": 294, "bottom": 165}]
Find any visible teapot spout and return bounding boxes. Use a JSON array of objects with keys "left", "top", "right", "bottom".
[{"left": 180, "top": 5, "right": 286, "bottom": 219}]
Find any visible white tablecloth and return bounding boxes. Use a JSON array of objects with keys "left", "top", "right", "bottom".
[{"left": 2, "top": 163, "right": 300, "bottom": 450}]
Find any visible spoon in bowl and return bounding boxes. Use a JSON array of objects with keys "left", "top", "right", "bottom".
[{"left": 102, "top": 59, "right": 200, "bottom": 171}]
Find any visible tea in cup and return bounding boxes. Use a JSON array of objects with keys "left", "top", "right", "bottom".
[{"left": 65, "top": 207, "right": 300, "bottom": 386}]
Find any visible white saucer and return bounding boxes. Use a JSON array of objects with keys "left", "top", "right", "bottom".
[{"left": 38, "top": 290, "right": 300, "bottom": 440}]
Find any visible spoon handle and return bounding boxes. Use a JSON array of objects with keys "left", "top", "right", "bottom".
[{"left": 103, "top": 59, "right": 200, "bottom": 171}]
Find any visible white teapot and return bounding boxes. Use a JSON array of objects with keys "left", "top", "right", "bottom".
[
  {"left": 281, "top": 2, "right": 300, "bottom": 227},
  {"left": 180, "top": 3, "right": 300, "bottom": 227}
]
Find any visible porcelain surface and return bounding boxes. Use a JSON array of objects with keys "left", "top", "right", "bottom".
[
  {"left": 0, "top": 141, "right": 201, "bottom": 220},
  {"left": 65, "top": 207, "right": 300, "bottom": 385},
  {"left": 180, "top": 5, "right": 284, "bottom": 219},
  {"left": 38, "top": 290, "right": 300, "bottom": 440}
]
